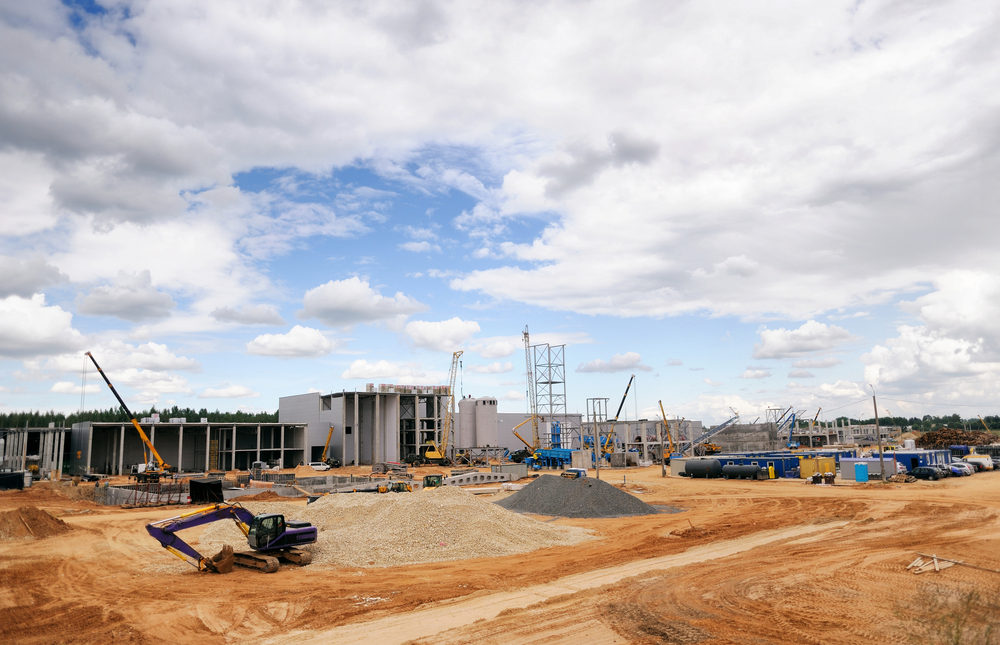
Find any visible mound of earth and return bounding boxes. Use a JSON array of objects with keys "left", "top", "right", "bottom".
[
  {"left": 183, "top": 485, "right": 592, "bottom": 572},
  {"left": 0, "top": 506, "right": 74, "bottom": 541},
  {"left": 497, "top": 474, "right": 659, "bottom": 518}
]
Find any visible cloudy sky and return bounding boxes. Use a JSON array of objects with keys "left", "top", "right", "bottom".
[{"left": 1, "top": 1, "right": 999, "bottom": 425}]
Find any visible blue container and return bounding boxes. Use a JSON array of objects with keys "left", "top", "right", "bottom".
[{"left": 855, "top": 462, "right": 869, "bottom": 483}]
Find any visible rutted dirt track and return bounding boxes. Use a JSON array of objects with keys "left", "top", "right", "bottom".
[{"left": 2, "top": 468, "right": 1000, "bottom": 644}]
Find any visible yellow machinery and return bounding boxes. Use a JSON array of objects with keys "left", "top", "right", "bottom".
[
  {"left": 423, "top": 351, "right": 462, "bottom": 465},
  {"left": 86, "top": 351, "right": 171, "bottom": 482},
  {"left": 319, "top": 426, "right": 341, "bottom": 467}
]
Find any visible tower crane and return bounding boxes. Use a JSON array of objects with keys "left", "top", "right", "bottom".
[{"left": 523, "top": 326, "right": 540, "bottom": 449}]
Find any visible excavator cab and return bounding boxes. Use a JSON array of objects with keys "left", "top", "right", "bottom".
[{"left": 247, "top": 514, "right": 285, "bottom": 550}]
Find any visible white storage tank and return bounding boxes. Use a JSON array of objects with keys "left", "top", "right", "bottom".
[
  {"left": 903, "top": 439, "right": 916, "bottom": 450},
  {"left": 474, "top": 397, "right": 498, "bottom": 446},
  {"left": 458, "top": 397, "right": 476, "bottom": 449}
]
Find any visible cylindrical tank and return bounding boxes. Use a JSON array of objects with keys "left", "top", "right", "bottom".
[
  {"left": 722, "top": 464, "right": 764, "bottom": 480},
  {"left": 685, "top": 459, "right": 723, "bottom": 478},
  {"left": 457, "top": 397, "right": 476, "bottom": 448},
  {"left": 474, "top": 397, "right": 498, "bottom": 446}
]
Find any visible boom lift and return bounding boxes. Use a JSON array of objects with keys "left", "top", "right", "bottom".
[
  {"left": 320, "top": 426, "right": 341, "bottom": 467},
  {"left": 423, "top": 351, "right": 463, "bottom": 465},
  {"left": 145, "top": 501, "right": 317, "bottom": 573},
  {"left": 86, "top": 351, "right": 170, "bottom": 482}
]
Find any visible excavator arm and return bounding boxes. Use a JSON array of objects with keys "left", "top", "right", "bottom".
[
  {"left": 145, "top": 503, "right": 255, "bottom": 572},
  {"left": 145, "top": 502, "right": 317, "bottom": 574}
]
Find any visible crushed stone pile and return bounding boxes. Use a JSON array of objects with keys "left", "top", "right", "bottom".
[
  {"left": 186, "top": 485, "right": 592, "bottom": 571},
  {"left": 0, "top": 506, "right": 74, "bottom": 541},
  {"left": 497, "top": 474, "right": 658, "bottom": 518}
]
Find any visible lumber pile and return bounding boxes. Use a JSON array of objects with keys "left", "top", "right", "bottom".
[{"left": 915, "top": 428, "right": 994, "bottom": 449}]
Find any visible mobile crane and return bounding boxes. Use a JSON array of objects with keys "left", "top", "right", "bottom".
[
  {"left": 320, "top": 426, "right": 341, "bottom": 467},
  {"left": 145, "top": 501, "right": 317, "bottom": 573},
  {"left": 86, "top": 351, "right": 170, "bottom": 482}
]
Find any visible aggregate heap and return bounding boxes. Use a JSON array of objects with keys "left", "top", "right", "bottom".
[{"left": 497, "top": 474, "right": 659, "bottom": 518}]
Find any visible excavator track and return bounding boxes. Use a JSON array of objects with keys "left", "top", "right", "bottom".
[{"left": 233, "top": 551, "right": 280, "bottom": 573}]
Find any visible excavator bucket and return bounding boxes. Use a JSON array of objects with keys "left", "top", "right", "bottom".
[{"left": 206, "top": 544, "right": 235, "bottom": 573}]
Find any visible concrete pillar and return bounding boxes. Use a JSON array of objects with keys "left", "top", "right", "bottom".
[
  {"left": 86, "top": 425, "right": 94, "bottom": 475},
  {"left": 375, "top": 392, "right": 381, "bottom": 464},
  {"left": 231, "top": 426, "right": 236, "bottom": 470},
  {"left": 256, "top": 423, "right": 261, "bottom": 465},
  {"left": 205, "top": 425, "right": 211, "bottom": 472},
  {"left": 177, "top": 425, "right": 184, "bottom": 473},
  {"left": 20, "top": 429, "right": 28, "bottom": 472},
  {"left": 353, "top": 392, "right": 359, "bottom": 467},
  {"left": 279, "top": 423, "right": 285, "bottom": 468},
  {"left": 396, "top": 394, "right": 401, "bottom": 460},
  {"left": 55, "top": 429, "right": 65, "bottom": 480}
]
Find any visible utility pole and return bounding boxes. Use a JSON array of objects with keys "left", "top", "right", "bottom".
[{"left": 871, "top": 385, "right": 885, "bottom": 481}]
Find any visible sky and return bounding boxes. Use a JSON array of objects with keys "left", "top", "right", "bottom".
[{"left": 1, "top": 0, "right": 999, "bottom": 426}]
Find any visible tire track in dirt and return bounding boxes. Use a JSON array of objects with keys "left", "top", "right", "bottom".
[{"left": 267, "top": 522, "right": 845, "bottom": 645}]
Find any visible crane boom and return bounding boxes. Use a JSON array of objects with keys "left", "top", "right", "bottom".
[
  {"left": 86, "top": 351, "right": 170, "bottom": 475},
  {"left": 657, "top": 400, "right": 676, "bottom": 455},
  {"left": 523, "top": 326, "right": 539, "bottom": 449}
]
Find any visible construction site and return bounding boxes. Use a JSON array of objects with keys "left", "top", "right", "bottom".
[{"left": 2, "top": 338, "right": 1000, "bottom": 643}]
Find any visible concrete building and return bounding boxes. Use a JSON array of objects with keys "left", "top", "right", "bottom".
[
  {"left": 67, "top": 419, "right": 308, "bottom": 476},
  {"left": 0, "top": 426, "right": 67, "bottom": 480}
]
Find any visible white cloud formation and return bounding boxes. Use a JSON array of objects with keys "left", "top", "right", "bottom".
[
  {"left": 76, "top": 270, "right": 175, "bottom": 321},
  {"left": 577, "top": 352, "right": 651, "bottom": 373},
  {"left": 199, "top": 385, "right": 259, "bottom": 399},
  {"left": 0, "top": 255, "right": 64, "bottom": 297},
  {"left": 340, "top": 359, "right": 443, "bottom": 383},
  {"left": 792, "top": 358, "right": 841, "bottom": 369},
  {"left": 404, "top": 317, "right": 480, "bottom": 352},
  {"left": 788, "top": 369, "right": 814, "bottom": 379},
  {"left": 246, "top": 325, "right": 334, "bottom": 357},
  {"left": 0, "top": 295, "right": 85, "bottom": 358},
  {"left": 300, "top": 277, "right": 426, "bottom": 327},
  {"left": 51, "top": 381, "right": 100, "bottom": 395},
  {"left": 740, "top": 368, "right": 771, "bottom": 380},
  {"left": 467, "top": 361, "right": 513, "bottom": 374},
  {"left": 211, "top": 304, "right": 285, "bottom": 326},
  {"left": 753, "top": 321, "right": 854, "bottom": 359},
  {"left": 399, "top": 240, "right": 439, "bottom": 253}
]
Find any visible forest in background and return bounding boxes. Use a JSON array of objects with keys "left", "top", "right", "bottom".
[{"left": 0, "top": 406, "right": 278, "bottom": 428}]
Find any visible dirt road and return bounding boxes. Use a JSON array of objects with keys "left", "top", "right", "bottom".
[{"left": 2, "top": 468, "right": 999, "bottom": 644}]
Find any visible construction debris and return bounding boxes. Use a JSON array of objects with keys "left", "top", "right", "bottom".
[
  {"left": 497, "top": 474, "right": 659, "bottom": 518},
  {"left": 915, "top": 428, "right": 994, "bottom": 449}
]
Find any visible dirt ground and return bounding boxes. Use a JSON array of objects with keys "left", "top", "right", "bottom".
[{"left": 2, "top": 466, "right": 1000, "bottom": 644}]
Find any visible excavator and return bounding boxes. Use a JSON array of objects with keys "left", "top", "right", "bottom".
[
  {"left": 422, "top": 351, "right": 462, "bottom": 465},
  {"left": 86, "top": 351, "right": 171, "bottom": 483},
  {"left": 145, "top": 501, "right": 317, "bottom": 573}
]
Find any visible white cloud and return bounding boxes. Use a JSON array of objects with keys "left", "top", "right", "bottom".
[
  {"left": 0, "top": 255, "right": 64, "bottom": 297},
  {"left": 399, "top": 240, "right": 439, "bottom": 253},
  {"left": 246, "top": 325, "right": 334, "bottom": 357},
  {"left": 467, "top": 361, "right": 513, "bottom": 374},
  {"left": 404, "top": 317, "right": 480, "bottom": 352},
  {"left": 577, "top": 352, "right": 651, "bottom": 373},
  {"left": 787, "top": 369, "right": 814, "bottom": 379},
  {"left": 740, "top": 369, "right": 771, "bottom": 380},
  {"left": 793, "top": 358, "right": 841, "bottom": 369},
  {"left": 211, "top": 304, "right": 285, "bottom": 326},
  {"left": 340, "top": 359, "right": 443, "bottom": 383},
  {"left": 77, "top": 270, "right": 175, "bottom": 322},
  {"left": 500, "top": 390, "right": 525, "bottom": 402},
  {"left": 753, "top": 321, "right": 854, "bottom": 359},
  {"left": 300, "top": 277, "right": 426, "bottom": 327},
  {"left": 0, "top": 295, "right": 85, "bottom": 358},
  {"left": 51, "top": 381, "right": 100, "bottom": 395},
  {"left": 199, "top": 385, "right": 259, "bottom": 398},
  {"left": 470, "top": 336, "right": 521, "bottom": 359}
]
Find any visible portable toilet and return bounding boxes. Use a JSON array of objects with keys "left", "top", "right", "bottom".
[{"left": 854, "top": 462, "right": 869, "bottom": 483}]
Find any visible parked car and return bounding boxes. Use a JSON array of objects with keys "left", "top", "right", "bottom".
[
  {"left": 909, "top": 466, "right": 944, "bottom": 480},
  {"left": 929, "top": 465, "right": 952, "bottom": 478},
  {"left": 949, "top": 462, "right": 974, "bottom": 476},
  {"left": 307, "top": 462, "right": 331, "bottom": 471}
]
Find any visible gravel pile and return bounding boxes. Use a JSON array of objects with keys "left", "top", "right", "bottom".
[
  {"left": 190, "top": 485, "right": 592, "bottom": 570},
  {"left": 496, "top": 474, "right": 658, "bottom": 518}
]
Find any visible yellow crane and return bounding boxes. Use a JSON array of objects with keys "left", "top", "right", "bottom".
[
  {"left": 86, "top": 351, "right": 170, "bottom": 482},
  {"left": 423, "top": 350, "right": 462, "bottom": 465},
  {"left": 657, "top": 400, "right": 677, "bottom": 458}
]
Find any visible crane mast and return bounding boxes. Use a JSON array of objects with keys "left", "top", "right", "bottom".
[{"left": 523, "top": 326, "right": 539, "bottom": 449}]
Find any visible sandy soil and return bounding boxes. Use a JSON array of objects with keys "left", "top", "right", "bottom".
[{"left": 2, "top": 467, "right": 1000, "bottom": 644}]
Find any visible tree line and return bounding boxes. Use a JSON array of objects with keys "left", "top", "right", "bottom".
[
  {"left": 0, "top": 405, "right": 278, "bottom": 428},
  {"left": 800, "top": 414, "right": 1000, "bottom": 432}
]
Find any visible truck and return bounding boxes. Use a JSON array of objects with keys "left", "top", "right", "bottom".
[{"left": 145, "top": 501, "right": 317, "bottom": 573}]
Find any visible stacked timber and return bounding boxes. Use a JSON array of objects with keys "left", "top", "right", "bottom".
[{"left": 915, "top": 428, "right": 994, "bottom": 449}]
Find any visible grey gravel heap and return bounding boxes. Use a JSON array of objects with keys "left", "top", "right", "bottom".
[{"left": 496, "top": 474, "right": 658, "bottom": 518}]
